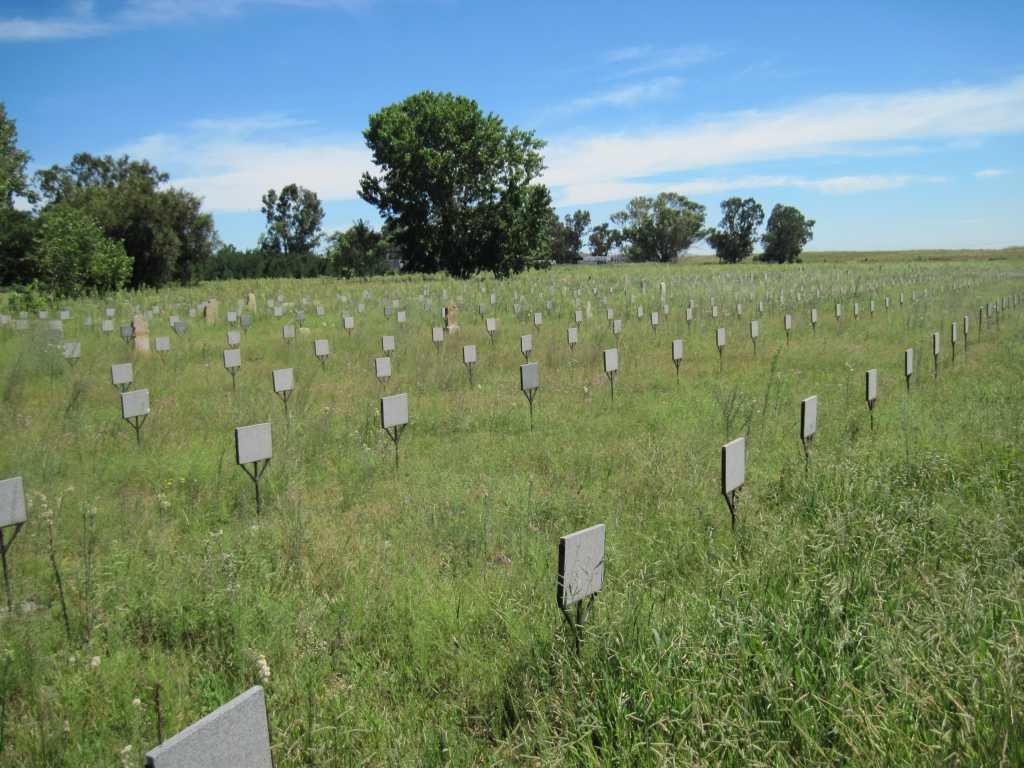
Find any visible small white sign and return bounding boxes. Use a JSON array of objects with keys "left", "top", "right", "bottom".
[
  {"left": 0, "top": 476, "right": 27, "bottom": 529},
  {"left": 236, "top": 423, "right": 272, "bottom": 465},
  {"left": 672, "top": 339, "right": 683, "bottom": 361},
  {"left": 603, "top": 348, "right": 619, "bottom": 374},
  {"left": 557, "top": 523, "right": 606, "bottom": 609},
  {"left": 866, "top": 368, "right": 878, "bottom": 403},
  {"left": 273, "top": 368, "right": 294, "bottom": 394},
  {"left": 521, "top": 334, "right": 533, "bottom": 354},
  {"left": 375, "top": 356, "right": 392, "bottom": 380},
  {"left": 721, "top": 437, "right": 746, "bottom": 494},
  {"left": 905, "top": 348, "right": 914, "bottom": 377},
  {"left": 381, "top": 393, "right": 409, "bottom": 429},
  {"left": 223, "top": 348, "right": 241, "bottom": 370},
  {"left": 121, "top": 389, "right": 150, "bottom": 419},
  {"left": 801, "top": 396, "right": 817, "bottom": 440},
  {"left": 314, "top": 339, "right": 329, "bottom": 358},
  {"left": 716, "top": 327, "right": 726, "bottom": 349},
  {"left": 432, "top": 327, "right": 444, "bottom": 344},
  {"left": 463, "top": 345, "right": 477, "bottom": 365},
  {"left": 382, "top": 335, "right": 396, "bottom": 353},
  {"left": 520, "top": 362, "right": 540, "bottom": 391},
  {"left": 111, "top": 363, "right": 133, "bottom": 386}
]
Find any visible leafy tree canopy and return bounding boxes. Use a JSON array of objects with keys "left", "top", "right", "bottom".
[
  {"left": 33, "top": 203, "right": 132, "bottom": 297},
  {"left": 611, "top": 193, "right": 705, "bottom": 262},
  {"left": 760, "top": 204, "right": 815, "bottom": 263},
  {"left": 33, "top": 153, "right": 215, "bottom": 288},
  {"left": 359, "top": 91, "right": 554, "bottom": 277},
  {"left": 326, "top": 219, "right": 394, "bottom": 278},
  {"left": 588, "top": 222, "right": 620, "bottom": 262},
  {"left": 0, "top": 102, "right": 34, "bottom": 208},
  {"left": 259, "top": 184, "right": 325, "bottom": 256},
  {"left": 550, "top": 209, "right": 591, "bottom": 264},
  {"left": 706, "top": 196, "right": 765, "bottom": 264}
]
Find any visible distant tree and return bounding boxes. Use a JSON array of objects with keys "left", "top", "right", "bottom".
[
  {"left": 0, "top": 103, "right": 38, "bottom": 285},
  {"left": 760, "top": 204, "right": 815, "bottom": 263},
  {"left": 0, "top": 102, "right": 34, "bottom": 207},
  {"left": 32, "top": 204, "right": 132, "bottom": 297},
  {"left": 550, "top": 209, "right": 591, "bottom": 264},
  {"left": 33, "top": 153, "right": 215, "bottom": 287},
  {"left": 587, "top": 222, "right": 620, "bottom": 262},
  {"left": 201, "top": 244, "right": 268, "bottom": 280},
  {"left": 359, "top": 91, "right": 554, "bottom": 277},
  {"left": 326, "top": 220, "right": 394, "bottom": 277},
  {"left": 705, "top": 197, "right": 765, "bottom": 264},
  {"left": 611, "top": 193, "right": 705, "bottom": 262},
  {"left": 259, "top": 184, "right": 325, "bottom": 256}
]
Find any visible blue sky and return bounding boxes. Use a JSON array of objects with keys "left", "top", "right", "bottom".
[{"left": 2, "top": 0, "right": 1023, "bottom": 252}]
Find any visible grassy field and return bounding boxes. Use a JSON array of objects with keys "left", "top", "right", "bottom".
[{"left": 1, "top": 257, "right": 1023, "bottom": 766}]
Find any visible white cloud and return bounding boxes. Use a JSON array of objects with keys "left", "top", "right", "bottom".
[
  {"left": 120, "top": 115, "right": 370, "bottom": 212},
  {"left": 544, "top": 76, "right": 1024, "bottom": 205},
  {"left": 0, "top": 0, "right": 368, "bottom": 41},
  {"left": 605, "top": 44, "right": 719, "bottom": 75},
  {"left": 974, "top": 168, "right": 1009, "bottom": 178},
  {"left": 556, "top": 174, "right": 943, "bottom": 207},
  {"left": 567, "top": 77, "right": 683, "bottom": 112}
]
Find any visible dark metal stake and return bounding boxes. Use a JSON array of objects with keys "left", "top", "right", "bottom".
[
  {"left": 240, "top": 459, "right": 270, "bottom": 515},
  {"left": 723, "top": 490, "right": 738, "bottom": 532},
  {"left": 0, "top": 524, "right": 22, "bottom": 612}
]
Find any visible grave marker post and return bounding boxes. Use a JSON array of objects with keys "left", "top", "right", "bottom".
[
  {"left": 520, "top": 362, "right": 540, "bottom": 431},
  {"left": 603, "top": 348, "right": 619, "bottom": 401},
  {"left": 865, "top": 368, "right": 878, "bottom": 430},
  {"left": 235, "top": 423, "right": 272, "bottom": 516},
  {"left": 272, "top": 368, "right": 294, "bottom": 419},
  {"left": 800, "top": 396, "right": 817, "bottom": 471},
  {"left": 721, "top": 437, "right": 745, "bottom": 531},
  {"left": 121, "top": 389, "right": 150, "bottom": 446},
  {"left": 672, "top": 339, "right": 683, "bottom": 381},
  {"left": 520, "top": 334, "right": 533, "bottom": 362},
  {"left": 557, "top": 523, "right": 605, "bottom": 655},
  {"left": 0, "top": 477, "right": 27, "bottom": 611},
  {"left": 463, "top": 345, "right": 477, "bottom": 385},
  {"left": 750, "top": 320, "right": 759, "bottom": 356},
  {"left": 905, "top": 348, "right": 914, "bottom": 392},
  {"left": 223, "top": 348, "right": 242, "bottom": 391},
  {"left": 380, "top": 393, "right": 409, "bottom": 474},
  {"left": 716, "top": 327, "right": 726, "bottom": 372},
  {"left": 314, "top": 339, "right": 329, "bottom": 368},
  {"left": 932, "top": 331, "right": 940, "bottom": 379}
]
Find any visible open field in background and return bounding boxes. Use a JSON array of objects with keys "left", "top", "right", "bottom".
[{"left": 1, "top": 258, "right": 1023, "bottom": 766}]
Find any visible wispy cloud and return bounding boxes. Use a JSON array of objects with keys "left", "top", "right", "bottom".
[
  {"left": 974, "top": 168, "right": 1009, "bottom": 178},
  {"left": 0, "top": 0, "right": 368, "bottom": 41},
  {"left": 567, "top": 77, "right": 684, "bottom": 112},
  {"left": 119, "top": 115, "right": 369, "bottom": 212},
  {"left": 607, "top": 44, "right": 720, "bottom": 76},
  {"left": 545, "top": 76, "right": 1024, "bottom": 205}
]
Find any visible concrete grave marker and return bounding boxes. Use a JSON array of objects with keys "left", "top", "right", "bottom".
[
  {"left": 574, "top": 310, "right": 583, "bottom": 325},
  {"left": 800, "top": 395, "right": 817, "bottom": 463},
  {"left": 227, "top": 330, "right": 241, "bottom": 348},
  {"left": 273, "top": 368, "right": 294, "bottom": 417},
  {"left": 121, "top": 389, "right": 150, "bottom": 445},
  {"left": 865, "top": 368, "right": 878, "bottom": 429},
  {"left": 0, "top": 476, "right": 27, "bottom": 610},
  {"left": 672, "top": 339, "right": 684, "bottom": 380},
  {"left": 380, "top": 393, "right": 409, "bottom": 472},
  {"left": 282, "top": 324, "right": 295, "bottom": 343},
  {"left": 811, "top": 308, "right": 818, "bottom": 334},
  {"left": 520, "top": 333, "right": 533, "bottom": 362},
  {"left": 557, "top": 523, "right": 605, "bottom": 653},
  {"left": 102, "top": 319, "right": 114, "bottom": 333},
  {"left": 950, "top": 321, "right": 958, "bottom": 363},
  {"left": 567, "top": 326, "right": 578, "bottom": 351},
  {"left": 227, "top": 310, "right": 238, "bottom": 324},
  {"left": 603, "top": 348, "right": 619, "bottom": 401},
  {"left": 463, "top": 344, "right": 477, "bottom": 384},
  {"left": 343, "top": 315, "right": 354, "bottom": 335},
  {"left": 612, "top": 318, "right": 622, "bottom": 337},
  {"left": 721, "top": 436, "right": 746, "bottom": 530},
  {"left": 485, "top": 317, "right": 497, "bottom": 343},
  {"left": 784, "top": 313, "right": 793, "bottom": 345},
  {"left": 235, "top": 423, "right": 272, "bottom": 515},
  {"left": 173, "top": 320, "right": 187, "bottom": 336},
  {"left": 224, "top": 348, "right": 242, "bottom": 390},
  {"left": 111, "top": 362, "right": 134, "bottom": 392},
  {"left": 716, "top": 327, "right": 726, "bottom": 371},
  {"left": 314, "top": 339, "right": 329, "bottom": 367},
  {"left": 382, "top": 335, "right": 396, "bottom": 356},
  {"left": 750, "top": 320, "right": 759, "bottom": 355},
  {"left": 63, "top": 341, "right": 81, "bottom": 365},
  {"left": 520, "top": 362, "right": 540, "bottom": 430},
  {"left": 397, "top": 310, "right": 407, "bottom": 324},
  {"left": 904, "top": 348, "right": 914, "bottom": 391},
  {"left": 650, "top": 311, "right": 659, "bottom": 333},
  {"left": 374, "top": 356, "right": 392, "bottom": 386},
  {"left": 155, "top": 336, "right": 170, "bottom": 355},
  {"left": 932, "top": 331, "right": 940, "bottom": 377},
  {"left": 431, "top": 326, "right": 444, "bottom": 352}
]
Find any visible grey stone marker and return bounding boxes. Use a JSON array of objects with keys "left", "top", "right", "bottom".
[
  {"left": 650, "top": 311, "right": 659, "bottom": 334},
  {"left": 343, "top": 315, "right": 354, "bottom": 335},
  {"left": 950, "top": 321, "right": 958, "bottom": 363},
  {"left": 750, "top": 320, "right": 759, "bottom": 355},
  {"left": 273, "top": 368, "right": 294, "bottom": 418},
  {"left": 382, "top": 335, "right": 396, "bottom": 356},
  {"left": 485, "top": 317, "right": 497, "bottom": 343},
  {"left": 904, "top": 348, "right": 914, "bottom": 391},
  {"left": 0, "top": 476, "right": 27, "bottom": 611},
  {"left": 397, "top": 310, "right": 407, "bottom": 324},
  {"left": 520, "top": 333, "right": 533, "bottom": 362},
  {"left": 63, "top": 341, "right": 81, "bottom": 365},
  {"left": 712, "top": 305, "right": 719, "bottom": 319},
  {"left": 463, "top": 344, "right": 477, "bottom": 384},
  {"left": 282, "top": 324, "right": 295, "bottom": 343},
  {"left": 603, "top": 348, "right": 619, "bottom": 401},
  {"left": 557, "top": 523, "right": 605, "bottom": 653},
  {"left": 800, "top": 395, "right": 817, "bottom": 464},
  {"left": 962, "top": 314, "right": 969, "bottom": 354},
  {"left": 716, "top": 327, "right": 726, "bottom": 371},
  {"left": 574, "top": 310, "right": 584, "bottom": 325},
  {"left": 686, "top": 306, "right": 694, "bottom": 328},
  {"left": 431, "top": 326, "right": 444, "bottom": 353},
  {"left": 612, "top": 318, "right": 622, "bottom": 337},
  {"left": 380, "top": 393, "right": 409, "bottom": 473},
  {"left": 835, "top": 303, "right": 843, "bottom": 323},
  {"left": 227, "top": 330, "right": 241, "bottom": 348},
  {"left": 145, "top": 686, "right": 272, "bottom": 768},
  {"left": 111, "top": 362, "right": 134, "bottom": 392},
  {"left": 314, "top": 338, "right": 329, "bottom": 368},
  {"left": 811, "top": 308, "right": 818, "bottom": 334},
  {"left": 223, "top": 348, "right": 242, "bottom": 390},
  {"left": 567, "top": 326, "right": 578, "bottom": 352},
  {"left": 227, "top": 310, "right": 238, "bottom": 324},
  {"left": 121, "top": 389, "right": 150, "bottom": 445},
  {"left": 606, "top": 308, "right": 614, "bottom": 321},
  {"left": 721, "top": 436, "right": 745, "bottom": 530},
  {"left": 784, "top": 313, "right": 793, "bottom": 345},
  {"left": 155, "top": 336, "right": 170, "bottom": 355},
  {"left": 672, "top": 339, "right": 684, "bottom": 380},
  {"left": 865, "top": 368, "right": 878, "bottom": 429},
  {"left": 235, "top": 422, "right": 272, "bottom": 515},
  {"left": 932, "top": 331, "right": 940, "bottom": 378},
  {"left": 101, "top": 319, "right": 115, "bottom": 333},
  {"left": 533, "top": 312, "right": 543, "bottom": 330},
  {"left": 374, "top": 356, "right": 392, "bottom": 386},
  {"left": 520, "top": 362, "right": 540, "bottom": 430},
  {"left": 121, "top": 323, "right": 134, "bottom": 344},
  {"left": 173, "top": 320, "right": 187, "bottom": 336},
  {"left": 105, "top": 307, "right": 116, "bottom": 319}
]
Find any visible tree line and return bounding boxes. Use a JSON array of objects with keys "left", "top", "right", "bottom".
[{"left": 0, "top": 93, "right": 814, "bottom": 300}]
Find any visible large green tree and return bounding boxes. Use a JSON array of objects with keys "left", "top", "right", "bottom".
[
  {"left": 32, "top": 204, "right": 132, "bottom": 297},
  {"left": 33, "top": 153, "right": 216, "bottom": 287},
  {"left": 359, "top": 91, "right": 554, "bottom": 277},
  {"left": 550, "top": 209, "right": 591, "bottom": 264},
  {"left": 588, "top": 223, "right": 620, "bottom": 262},
  {"left": 611, "top": 193, "right": 706, "bottom": 262},
  {"left": 705, "top": 197, "right": 765, "bottom": 264},
  {"left": 760, "top": 204, "right": 815, "bottom": 263},
  {"left": 259, "top": 184, "right": 325, "bottom": 255},
  {"left": 0, "top": 103, "right": 38, "bottom": 285},
  {"left": 326, "top": 220, "right": 394, "bottom": 278}
]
